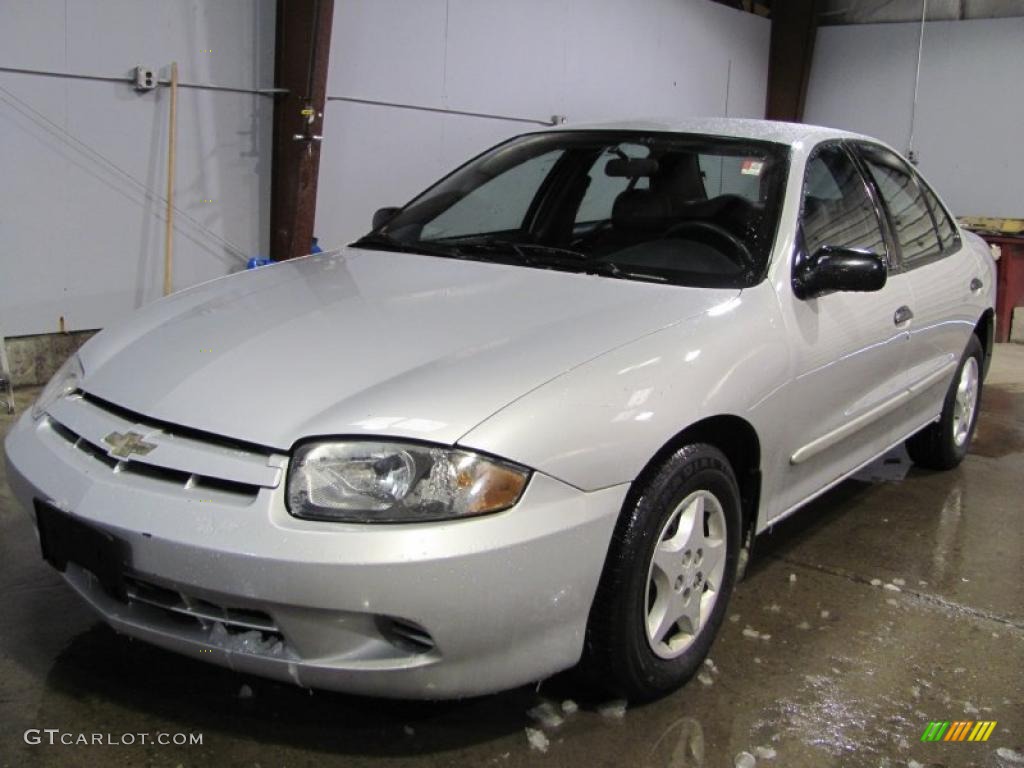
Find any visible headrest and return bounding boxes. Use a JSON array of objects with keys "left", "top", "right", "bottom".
[
  {"left": 652, "top": 153, "right": 707, "bottom": 201},
  {"left": 612, "top": 189, "right": 673, "bottom": 231}
]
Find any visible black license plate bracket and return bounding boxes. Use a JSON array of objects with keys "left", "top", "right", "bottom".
[{"left": 35, "top": 499, "right": 129, "bottom": 600}]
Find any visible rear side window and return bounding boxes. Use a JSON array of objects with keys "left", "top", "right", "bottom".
[
  {"left": 800, "top": 144, "right": 887, "bottom": 259},
  {"left": 859, "top": 146, "right": 942, "bottom": 265},
  {"left": 917, "top": 176, "right": 961, "bottom": 254}
]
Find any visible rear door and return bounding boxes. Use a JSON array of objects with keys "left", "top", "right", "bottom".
[
  {"left": 854, "top": 143, "right": 980, "bottom": 438},
  {"left": 775, "top": 142, "right": 914, "bottom": 515}
]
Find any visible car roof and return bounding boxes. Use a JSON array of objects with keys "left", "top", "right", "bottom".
[{"left": 541, "top": 117, "right": 875, "bottom": 149}]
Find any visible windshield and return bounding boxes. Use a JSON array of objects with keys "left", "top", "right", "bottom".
[{"left": 355, "top": 130, "right": 789, "bottom": 288}]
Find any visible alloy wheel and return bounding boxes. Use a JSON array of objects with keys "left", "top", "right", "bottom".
[
  {"left": 644, "top": 490, "right": 727, "bottom": 659},
  {"left": 952, "top": 357, "right": 979, "bottom": 447}
]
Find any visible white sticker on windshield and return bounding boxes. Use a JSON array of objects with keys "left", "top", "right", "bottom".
[{"left": 741, "top": 159, "right": 764, "bottom": 176}]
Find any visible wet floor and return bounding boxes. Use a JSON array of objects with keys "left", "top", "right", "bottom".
[{"left": 1, "top": 347, "right": 1022, "bottom": 768}]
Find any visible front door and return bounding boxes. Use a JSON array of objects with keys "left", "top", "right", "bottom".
[{"left": 772, "top": 142, "right": 914, "bottom": 518}]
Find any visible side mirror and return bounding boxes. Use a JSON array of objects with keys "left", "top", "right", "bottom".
[
  {"left": 372, "top": 206, "right": 401, "bottom": 230},
  {"left": 794, "top": 245, "right": 887, "bottom": 299}
]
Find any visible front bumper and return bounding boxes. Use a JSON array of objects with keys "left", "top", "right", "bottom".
[{"left": 4, "top": 405, "right": 627, "bottom": 698}]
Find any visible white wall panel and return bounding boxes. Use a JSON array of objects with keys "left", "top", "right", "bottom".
[{"left": 326, "top": 0, "right": 449, "bottom": 107}]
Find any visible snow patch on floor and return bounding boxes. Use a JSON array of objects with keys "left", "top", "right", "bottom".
[
  {"left": 526, "top": 702, "right": 564, "bottom": 729},
  {"left": 996, "top": 747, "right": 1024, "bottom": 764},
  {"left": 525, "top": 727, "right": 549, "bottom": 753},
  {"left": 597, "top": 699, "right": 628, "bottom": 719}
]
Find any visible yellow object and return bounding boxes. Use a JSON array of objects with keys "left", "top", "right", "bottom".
[{"left": 958, "top": 216, "right": 1024, "bottom": 235}]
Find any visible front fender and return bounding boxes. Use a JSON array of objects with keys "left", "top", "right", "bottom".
[{"left": 457, "top": 284, "right": 790, "bottom": 492}]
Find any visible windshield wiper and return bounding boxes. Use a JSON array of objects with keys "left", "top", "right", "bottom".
[
  {"left": 456, "top": 240, "right": 667, "bottom": 283},
  {"left": 355, "top": 235, "right": 666, "bottom": 283},
  {"left": 585, "top": 261, "right": 667, "bottom": 283},
  {"left": 352, "top": 234, "right": 465, "bottom": 260},
  {"left": 511, "top": 242, "right": 589, "bottom": 261},
  {"left": 444, "top": 238, "right": 589, "bottom": 262}
]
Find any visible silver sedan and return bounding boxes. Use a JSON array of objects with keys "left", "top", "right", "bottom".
[{"left": 5, "top": 118, "right": 995, "bottom": 699}]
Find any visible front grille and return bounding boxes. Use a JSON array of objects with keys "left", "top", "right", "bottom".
[
  {"left": 42, "top": 389, "right": 287, "bottom": 502},
  {"left": 81, "top": 391, "right": 274, "bottom": 458},
  {"left": 47, "top": 417, "right": 260, "bottom": 505}
]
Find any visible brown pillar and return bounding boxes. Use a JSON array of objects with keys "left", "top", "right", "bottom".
[
  {"left": 765, "top": 1, "right": 818, "bottom": 122},
  {"left": 270, "top": 0, "right": 335, "bottom": 261}
]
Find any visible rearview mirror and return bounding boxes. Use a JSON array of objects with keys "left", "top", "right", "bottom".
[
  {"left": 605, "top": 157, "right": 659, "bottom": 178},
  {"left": 793, "top": 245, "right": 887, "bottom": 300},
  {"left": 372, "top": 206, "right": 401, "bottom": 230}
]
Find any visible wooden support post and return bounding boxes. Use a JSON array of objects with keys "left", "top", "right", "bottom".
[
  {"left": 163, "top": 61, "right": 179, "bottom": 295},
  {"left": 269, "top": 0, "right": 335, "bottom": 261},
  {"left": 765, "top": 1, "right": 819, "bottom": 122}
]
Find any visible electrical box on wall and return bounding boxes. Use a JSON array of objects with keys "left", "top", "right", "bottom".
[{"left": 134, "top": 65, "right": 156, "bottom": 91}]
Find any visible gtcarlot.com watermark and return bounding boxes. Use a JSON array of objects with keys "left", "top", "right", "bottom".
[{"left": 25, "top": 729, "right": 202, "bottom": 746}]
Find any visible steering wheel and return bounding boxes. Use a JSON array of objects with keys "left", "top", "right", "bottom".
[
  {"left": 662, "top": 220, "right": 754, "bottom": 270},
  {"left": 571, "top": 219, "right": 613, "bottom": 248}
]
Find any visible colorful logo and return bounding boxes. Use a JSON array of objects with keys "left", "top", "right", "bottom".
[{"left": 921, "top": 721, "right": 997, "bottom": 742}]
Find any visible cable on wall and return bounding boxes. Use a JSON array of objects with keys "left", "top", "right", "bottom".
[
  {"left": 326, "top": 95, "right": 560, "bottom": 127},
  {"left": 0, "top": 65, "right": 286, "bottom": 96}
]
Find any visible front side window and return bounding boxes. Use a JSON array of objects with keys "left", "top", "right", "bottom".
[
  {"left": 359, "top": 131, "right": 790, "bottom": 289},
  {"left": 859, "top": 145, "right": 942, "bottom": 265},
  {"left": 800, "top": 143, "right": 887, "bottom": 259}
]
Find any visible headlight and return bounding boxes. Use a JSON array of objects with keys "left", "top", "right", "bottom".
[
  {"left": 287, "top": 440, "right": 531, "bottom": 523},
  {"left": 31, "top": 354, "right": 83, "bottom": 421}
]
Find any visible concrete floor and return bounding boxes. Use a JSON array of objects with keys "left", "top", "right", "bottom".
[{"left": 1, "top": 347, "right": 1022, "bottom": 768}]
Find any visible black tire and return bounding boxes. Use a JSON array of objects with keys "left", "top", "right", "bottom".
[
  {"left": 906, "top": 334, "right": 984, "bottom": 470},
  {"left": 582, "top": 443, "right": 742, "bottom": 701}
]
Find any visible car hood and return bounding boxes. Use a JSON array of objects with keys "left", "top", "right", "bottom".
[{"left": 78, "top": 248, "right": 738, "bottom": 450}]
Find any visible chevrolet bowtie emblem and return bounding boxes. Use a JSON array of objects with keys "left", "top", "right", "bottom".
[{"left": 103, "top": 431, "right": 157, "bottom": 459}]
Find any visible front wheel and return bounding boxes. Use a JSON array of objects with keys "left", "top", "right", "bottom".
[
  {"left": 582, "top": 444, "right": 741, "bottom": 701},
  {"left": 905, "top": 334, "right": 983, "bottom": 470}
]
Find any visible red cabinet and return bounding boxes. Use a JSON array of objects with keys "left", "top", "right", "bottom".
[{"left": 981, "top": 235, "right": 1024, "bottom": 342}]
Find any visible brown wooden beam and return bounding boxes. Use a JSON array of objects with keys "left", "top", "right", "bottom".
[
  {"left": 270, "top": 0, "right": 334, "bottom": 261},
  {"left": 765, "top": 0, "right": 818, "bottom": 122}
]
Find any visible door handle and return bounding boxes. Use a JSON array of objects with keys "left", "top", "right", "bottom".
[
  {"left": 894, "top": 305, "right": 914, "bottom": 326},
  {"left": 970, "top": 277, "right": 984, "bottom": 293}
]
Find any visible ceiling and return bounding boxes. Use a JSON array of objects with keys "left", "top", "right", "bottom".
[
  {"left": 818, "top": 0, "right": 1024, "bottom": 25},
  {"left": 711, "top": 0, "right": 1024, "bottom": 23}
]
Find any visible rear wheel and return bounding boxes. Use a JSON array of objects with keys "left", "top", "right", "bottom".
[
  {"left": 582, "top": 443, "right": 741, "bottom": 701},
  {"left": 905, "top": 334, "right": 983, "bottom": 470}
]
